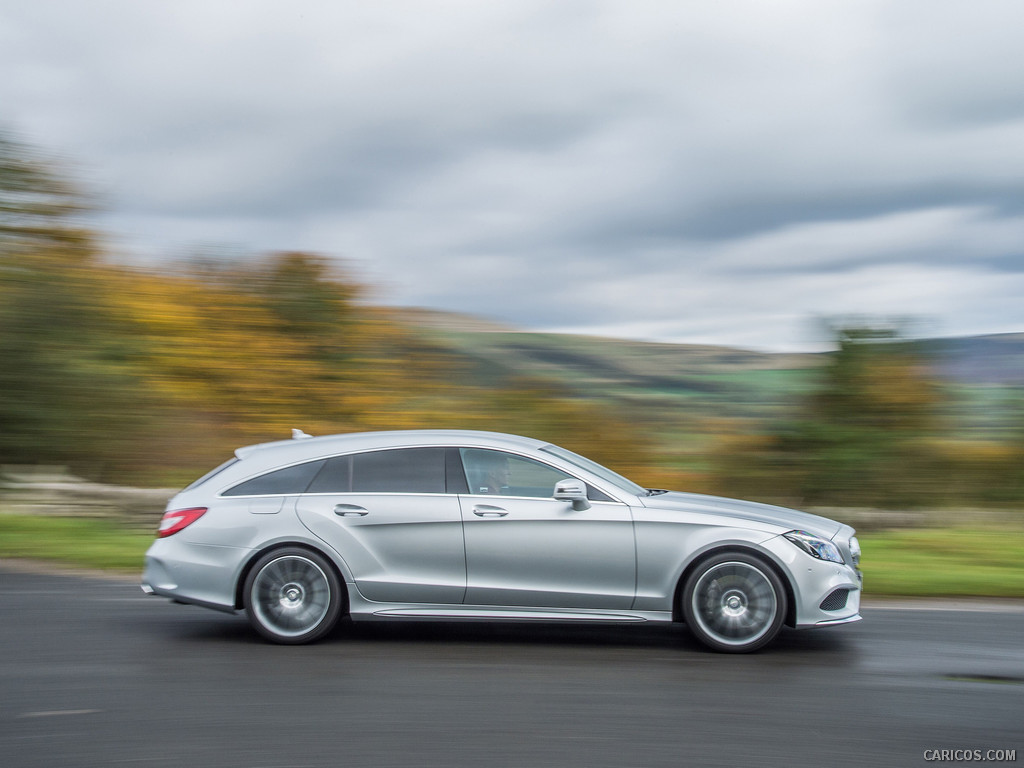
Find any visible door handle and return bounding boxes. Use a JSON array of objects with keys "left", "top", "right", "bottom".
[
  {"left": 473, "top": 505, "right": 508, "bottom": 518},
  {"left": 334, "top": 504, "right": 368, "bottom": 517}
]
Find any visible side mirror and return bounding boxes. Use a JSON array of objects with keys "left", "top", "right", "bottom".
[{"left": 553, "top": 479, "right": 591, "bottom": 511}]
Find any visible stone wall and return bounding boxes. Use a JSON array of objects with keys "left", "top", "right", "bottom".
[
  {"left": 1, "top": 466, "right": 1016, "bottom": 534},
  {"left": 0, "top": 466, "right": 175, "bottom": 533}
]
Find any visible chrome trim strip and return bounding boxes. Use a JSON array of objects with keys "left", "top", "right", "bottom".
[
  {"left": 373, "top": 609, "right": 650, "bottom": 622},
  {"left": 814, "top": 613, "right": 862, "bottom": 627},
  {"left": 349, "top": 603, "right": 673, "bottom": 623}
]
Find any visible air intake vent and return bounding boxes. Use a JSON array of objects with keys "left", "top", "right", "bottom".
[{"left": 819, "top": 589, "right": 851, "bottom": 612}]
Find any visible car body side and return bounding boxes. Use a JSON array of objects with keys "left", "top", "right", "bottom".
[{"left": 142, "top": 430, "right": 862, "bottom": 631}]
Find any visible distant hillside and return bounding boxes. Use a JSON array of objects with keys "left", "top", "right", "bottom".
[
  {"left": 929, "top": 333, "right": 1024, "bottom": 385},
  {"left": 390, "top": 308, "right": 521, "bottom": 334},
  {"left": 394, "top": 308, "right": 1024, "bottom": 387},
  {"left": 390, "top": 309, "right": 821, "bottom": 445},
  {"left": 390, "top": 308, "right": 1024, "bottom": 443}
]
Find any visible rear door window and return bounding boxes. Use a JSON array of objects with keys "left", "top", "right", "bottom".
[{"left": 306, "top": 448, "right": 446, "bottom": 494}]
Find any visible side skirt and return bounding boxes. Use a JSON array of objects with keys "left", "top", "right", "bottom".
[{"left": 347, "top": 592, "right": 673, "bottom": 624}]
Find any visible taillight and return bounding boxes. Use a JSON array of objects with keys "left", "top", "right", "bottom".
[{"left": 158, "top": 507, "right": 207, "bottom": 538}]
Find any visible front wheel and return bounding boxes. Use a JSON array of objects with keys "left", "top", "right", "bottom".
[
  {"left": 682, "top": 552, "right": 787, "bottom": 653},
  {"left": 243, "top": 548, "right": 343, "bottom": 644}
]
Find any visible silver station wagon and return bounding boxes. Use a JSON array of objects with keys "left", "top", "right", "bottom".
[{"left": 142, "top": 430, "right": 862, "bottom": 652}]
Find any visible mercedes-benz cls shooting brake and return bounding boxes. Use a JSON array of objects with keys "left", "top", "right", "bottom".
[{"left": 142, "top": 430, "right": 862, "bottom": 652}]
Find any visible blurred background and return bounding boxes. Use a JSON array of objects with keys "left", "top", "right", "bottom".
[
  {"left": 3, "top": 9, "right": 1023, "bottom": 768},
  {"left": 1, "top": 2, "right": 1024, "bottom": 591},
  {"left": 3, "top": 123, "right": 1024, "bottom": 496}
]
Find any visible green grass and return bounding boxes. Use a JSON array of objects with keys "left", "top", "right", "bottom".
[
  {"left": 859, "top": 527, "right": 1024, "bottom": 597},
  {"left": 2, "top": 514, "right": 1023, "bottom": 597},
  {"left": 0, "top": 514, "right": 152, "bottom": 572}
]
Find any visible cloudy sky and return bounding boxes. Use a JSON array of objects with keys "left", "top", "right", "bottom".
[{"left": 3, "top": 1, "right": 1023, "bottom": 350}]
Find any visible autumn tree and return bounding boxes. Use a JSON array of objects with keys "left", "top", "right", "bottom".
[
  {"left": 782, "top": 322, "right": 945, "bottom": 506},
  {"left": 0, "top": 133, "right": 731, "bottom": 489},
  {"left": 0, "top": 132, "right": 153, "bottom": 477}
]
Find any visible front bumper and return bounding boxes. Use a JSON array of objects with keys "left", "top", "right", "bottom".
[{"left": 761, "top": 534, "right": 863, "bottom": 628}]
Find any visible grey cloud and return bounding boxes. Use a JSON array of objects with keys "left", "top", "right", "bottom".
[
  {"left": 875, "top": 0, "right": 1024, "bottom": 130},
  {"left": 3, "top": 1, "right": 1024, "bottom": 349}
]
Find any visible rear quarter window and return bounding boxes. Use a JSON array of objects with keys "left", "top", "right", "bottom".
[{"left": 222, "top": 459, "right": 326, "bottom": 496}]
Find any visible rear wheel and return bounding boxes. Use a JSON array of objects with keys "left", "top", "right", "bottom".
[
  {"left": 682, "top": 552, "right": 786, "bottom": 653},
  {"left": 243, "top": 548, "right": 342, "bottom": 644}
]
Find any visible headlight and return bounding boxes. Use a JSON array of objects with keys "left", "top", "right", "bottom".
[{"left": 784, "top": 530, "right": 844, "bottom": 563}]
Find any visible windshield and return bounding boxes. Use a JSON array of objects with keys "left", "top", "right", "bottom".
[{"left": 540, "top": 445, "right": 647, "bottom": 496}]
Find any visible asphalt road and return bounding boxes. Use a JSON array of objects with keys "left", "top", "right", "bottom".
[{"left": 1, "top": 564, "right": 1022, "bottom": 768}]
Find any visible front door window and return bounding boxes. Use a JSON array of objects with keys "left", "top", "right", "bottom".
[{"left": 460, "top": 448, "right": 571, "bottom": 497}]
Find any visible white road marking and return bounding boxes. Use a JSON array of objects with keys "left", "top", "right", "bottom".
[
  {"left": 864, "top": 598, "right": 1024, "bottom": 613},
  {"left": 18, "top": 709, "right": 102, "bottom": 718}
]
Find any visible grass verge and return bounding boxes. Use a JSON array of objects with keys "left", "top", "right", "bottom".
[
  {"left": 1, "top": 515, "right": 1023, "bottom": 597},
  {"left": 0, "top": 514, "right": 151, "bottom": 572},
  {"left": 858, "top": 526, "right": 1024, "bottom": 597}
]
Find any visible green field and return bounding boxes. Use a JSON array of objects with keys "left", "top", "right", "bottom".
[
  {"left": 858, "top": 526, "right": 1024, "bottom": 597},
  {"left": 1, "top": 514, "right": 1022, "bottom": 598},
  {"left": 0, "top": 515, "right": 152, "bottom": 572}
]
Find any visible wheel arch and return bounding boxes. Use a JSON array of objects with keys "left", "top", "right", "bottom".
[
  {"left": 234, "top": 541, "right": 350, "bottom": 613},
  {"left": 671, "top": 544, "right": 797, "bottom": 628}
]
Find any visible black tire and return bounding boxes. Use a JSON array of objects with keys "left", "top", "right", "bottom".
[
  {"left": 682, "top": 551, "right": 787, "bottom": 653},
  {"left": 242, "top": 547, "right": 343, "bottom": 644}
]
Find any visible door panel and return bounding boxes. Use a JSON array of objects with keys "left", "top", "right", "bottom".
[
  {"left": 297, "top": 493, "right": 466, "bottom": 604},
  {"left": 459, "top": 495, "right": 635, "bottom": 609}
]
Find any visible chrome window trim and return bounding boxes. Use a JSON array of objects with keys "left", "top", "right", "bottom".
[
  {"left": 216, "top": 442, "right": 635, "bottom": 504},
  {"left": 457, "top": 493, "right": 628, "bottom": 506},
  {"left": 453, "top": 445, "right": 635, "bottom": 505}
]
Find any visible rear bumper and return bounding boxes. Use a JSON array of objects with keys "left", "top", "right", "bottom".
[
  {"left": 140, "top": 580, "right": 238, "bottom": 614},
  {"left": 141, "top": 537, "right": 250, "bottom": 612}
]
